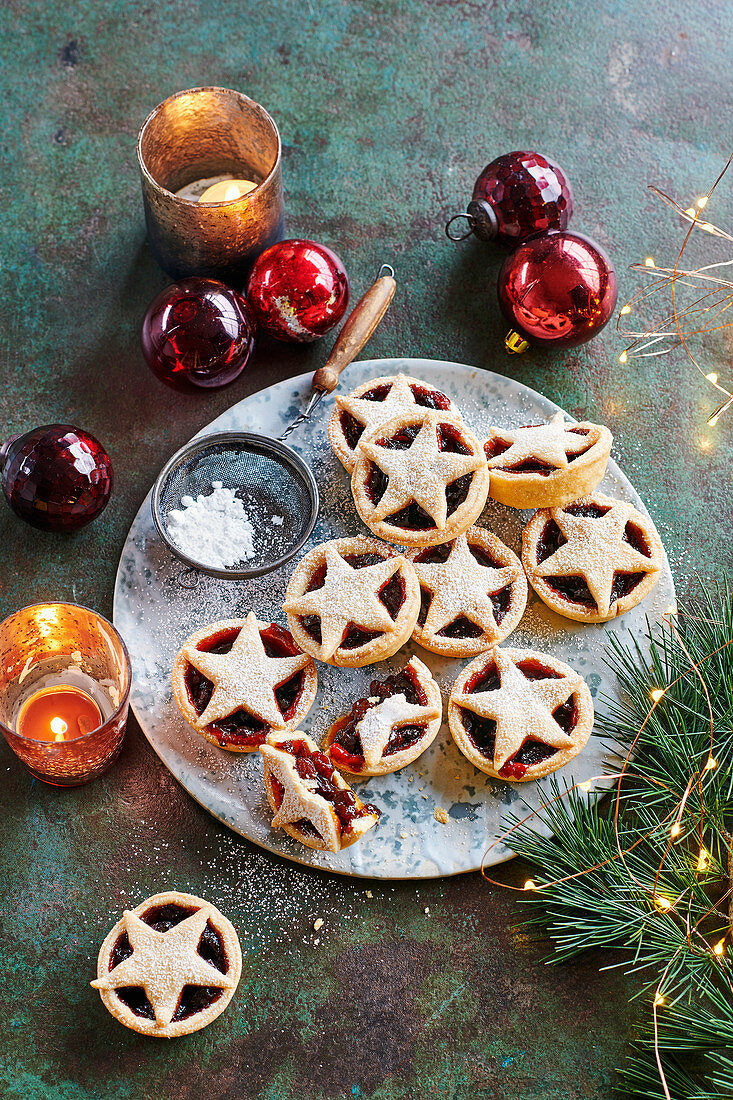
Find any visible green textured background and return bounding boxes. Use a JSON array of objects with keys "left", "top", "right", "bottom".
[{"left": 1, "top": 2, "right": 732, "bottom": 1097}]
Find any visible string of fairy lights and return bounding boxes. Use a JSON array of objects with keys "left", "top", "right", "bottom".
[
  {"left": 617, "top": 154, "right": 733, "bottom": 440},
  {"left": 481, "top": 605, "right": 733, "bottom": 1100}
]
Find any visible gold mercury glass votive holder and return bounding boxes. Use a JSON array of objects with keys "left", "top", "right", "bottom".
[
  {"left": 137, "top": 86, "right": 285, "bottom": 284},
  {"left": 0, "top": 603, "right": 131, "bottom": 786}
]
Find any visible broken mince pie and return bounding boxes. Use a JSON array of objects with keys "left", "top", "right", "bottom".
[
  {"left": 91, "top": 890, "right": 242, "bottom": 1038},
  {"left": 324, "top": 656, "right": 442, "bottom": 777},
  {"left": 172, "top": 612, "right": 317, "bottom": 750},
  {"left": 260, "top": 732, "right": 381, "bottom": 851},
  {"left": 484, "top": 411, "right": 612, "bottom": 509},
  {"left": 351, "top": 410, "right": 489, "bottom": 548},
  {"left": 283, "top": 536, "right": 420, "bottom": 667},
  {"left": 407, "top": 526, "right": 527, "bottom": 657},
  {"left": 522, "top": 492, "right": 664, "bottom": 623},
  {"left": 448, "top": 646, "right": 593, "bottom": 782},
  {"left": 329, "top": 372, "right": 461, "bottom": 472}
]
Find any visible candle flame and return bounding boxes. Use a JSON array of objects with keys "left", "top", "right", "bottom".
[
  {"left": 50, "top": 717, "right": 68, "bottom": 738},
  {"left": 225, "top": 184, "right": 242, "bottom": 201}
]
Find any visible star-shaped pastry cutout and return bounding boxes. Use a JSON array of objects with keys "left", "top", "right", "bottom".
[
  {"left": 413, "top": 534, "right": 521, "bottom": 639},
  {"left": 283, "top": 545, "right": 401, "bottom": 660},
  {"left": 487, "top": 411, "right": 590, "bottom": 469},
  {"left": 336, "top": 375, "right": 454, "bottom": 453},
  {"left": 535, "top": 499, "right": 659, "bottom": 616},
  {"left": 359, "top": 417, "right": 482, "bottom": 529},
  {"left": 453, "top": 649, "right": 580, "bottom": 771},
  {"left": 91, "top": 908, "right": 235, "bottom": 1028},
  {"left": 355, "top": 692, "right": 441, "bottom": 770},
  {"left": 183, "top": 612, "right": 310, "bottom": 729},
  {"left": 260, "top": 742, "right": 341, "bottom": 850}
]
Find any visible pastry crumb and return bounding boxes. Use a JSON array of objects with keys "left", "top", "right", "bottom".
[
  {"left": 424, "top": 906, "right": 430, "bottom": 915},
  {"left": 314, "top": 937, "right": 320, "bottom": 945},
  {"left": 313, "top": 918, "right": 324, "bottom": 931},
  {"left": 400, "top": 831, "right": 409, "bottom": 839},
  {"left": 365, "top": 890, "right": 373, "bottom": 899},
  {"left": 434, "top": 807, "right": 449, "bottom": 825}
]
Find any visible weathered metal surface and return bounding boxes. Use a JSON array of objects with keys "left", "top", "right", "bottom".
[{"left": 0, "top": 1, "right": 731, "bottom": 1096}]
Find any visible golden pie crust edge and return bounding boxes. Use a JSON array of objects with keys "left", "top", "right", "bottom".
[
  {"left": 521, "top": 496, "right": 664, "bottom": 624},
  {"left": 350, "top": 411, "right": 490, "bottom": 548},
  {"left": 94, "top": 890, "right": 242, "bottom": 1038},
  {"left": 448, "top": 647, "right": 594, "bottom": 781},
  {"left": 261, "top": 731, "right": 380, "bottom": 850},
  {"left": 171, "top": 616, "right": 318, "bottom": 750},
  {"left": 485, "top": 422, "right": 613, "bottom": 509},
  {"left": 283, "top": 536, "right": 420, "bottom": 667},
  {"left": 323, "top": 655, "right": 443, "bottom": 777},
  {"left": 407, "top": 526, "right": 528, "bottom": 657},
  {"left": 328, "top": 373, "right": 461, "bottom": 472}
]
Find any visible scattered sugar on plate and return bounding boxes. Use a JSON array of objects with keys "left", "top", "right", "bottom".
[{"left": 166, "top": 481, "right": 256, "bottom": 569}]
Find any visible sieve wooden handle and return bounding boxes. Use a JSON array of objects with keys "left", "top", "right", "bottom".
[{"left": 312, "top": 265, "right": 396, "bottom": 394}]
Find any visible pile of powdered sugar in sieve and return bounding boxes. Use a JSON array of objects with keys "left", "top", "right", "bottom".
[{"left": 165, "top": 481, "right": 285, "bottom": 570}]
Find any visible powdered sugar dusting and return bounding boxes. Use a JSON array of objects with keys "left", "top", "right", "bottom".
[{"left": 166, "top": 482, "right": 255, "bottom": 569}]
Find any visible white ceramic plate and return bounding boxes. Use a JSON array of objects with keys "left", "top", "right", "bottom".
[{"left": 113, "top": 358, "right": 674, "bottom": 878}]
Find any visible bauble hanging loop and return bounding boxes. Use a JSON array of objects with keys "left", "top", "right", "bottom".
[{"left": 446, "top": 151, "right": 574, "bottom": 247}]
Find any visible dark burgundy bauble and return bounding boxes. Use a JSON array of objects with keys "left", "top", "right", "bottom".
[
  {"left": 497, "top": 230, "right": 618, "bottom": 351},
  {"left": 141, "top": 278, "right": 255, "bottom": 393},
  {"left": 450, "top": 151, "right": 573, "bottom": 247},
  {"left": 1, "top": 425, "right": 113, "bottom": 532},
  {"left": 246, "top": 239, "right": 350, "bottom": 342}
]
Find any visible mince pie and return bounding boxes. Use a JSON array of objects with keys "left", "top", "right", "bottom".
[
  {"left": 407, "top": 526, "right": 527, "bottom": 657},
  {"left": 484, "top": 411, "right": 613, "bottom": 509},
  {"left": 324, "top": 656, "right": 442, "bottom": 777},
  {"left": 91, "top": 890, "right": 242, "bottom": 1038},
  {"left": 351, "top": 410, "right": 489, "bottom": 548},
  {"left": 260, "top": 732, "right": 381, "bottom": 851},
  {"left": 283, "top": 536, "right": 420, "bottom": 667},
  {"left": 172, "top": 613, "right": 318, "bottom": 751},
  {"left": 448, "top": 646, "right": 593, "bottom": 782},
  {"left": 329, "top": 372, "right": 461, "bottom": 472},
  {"left": 522, "top": 492, "right": 664, "bottom": 623}
]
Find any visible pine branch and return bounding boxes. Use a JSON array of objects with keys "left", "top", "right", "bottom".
[{"left": 501, "top": 581, "right": 733, "bottom": 1099}]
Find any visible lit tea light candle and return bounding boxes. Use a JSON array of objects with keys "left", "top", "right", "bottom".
[
  {"left": 0, "top": 603, "right": 131, "bottom": 785},
  {"left": 198, "top": 178, "right": 257, "bottom": 203},
  {"left": 17, "top": 686, "right": 103, "bottom": 742}
]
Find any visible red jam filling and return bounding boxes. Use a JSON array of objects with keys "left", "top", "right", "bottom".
[
  {"left": 415, "top": 541, "right": 512, "bottom": 634},
  {"left": 110, "top": 903, "right": 227, "bottom": 1021},
  {"left": 460, "top": 659, "right": 578, "bottom": 779},
  {"left": 410, "top": 384, "right": 452, "bottom": 411},
  {"left": 340, "top": 384, "right": 452, "bottom": 450},
  {"left": 299, "top": 553, "right": 406, "bottom": 650},
  {"left": 339, "top": 383, "right": 393, "bottom": 449},
  {"left": 184, "top": 624, "right": 306, "bottom": 748},
  {"left": 537, "top": 510, "right": 650, "bottom": 610},
  {"left": 485, "top": 426, "right": 590, "bottom": 474},
  {"left": 271, "top": 739, "right": 380, "bottom": 834},
  {"left": 327, "top": 665, "right": 429, "bottom": 771}
]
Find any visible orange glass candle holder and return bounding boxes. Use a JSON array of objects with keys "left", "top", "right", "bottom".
[
  {"left": 137, "top": 86, "right": 285, "bottom": 283},
  {"left": 0, "top": 603, "right": 131, "bottom": 786}
]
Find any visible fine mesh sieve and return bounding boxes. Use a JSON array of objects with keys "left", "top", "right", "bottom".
[
  {"left": 152, "top": 432, "right": 319, "bottom": 581},
  {"left": 151, "top": 264, "right": 396, "bottom": 582}
]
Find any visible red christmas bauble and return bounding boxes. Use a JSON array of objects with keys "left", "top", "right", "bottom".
[
  {"left": 246, "top": 239, "right": 350, "bottom": 342},
  {"left": 497, "top": 230, "right": 617, "bottom": 351},
  {"left": 1, "top": 425, "right": 113, "bottom": 532},
  {"left": 447, "top": 151, "right": 573, "bottom": 247},
  {"left": 141, "top": 278, "right": 255, "bottom": 393}
]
